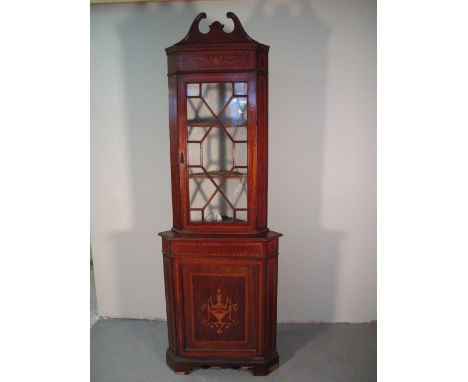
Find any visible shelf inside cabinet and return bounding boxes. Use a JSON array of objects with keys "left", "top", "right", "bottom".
[
  {"left": 187, "top": 120, "right": 246, "bottom": 128},
  {"left": 188, "top": 169, "right": 247, "bottom": 179}
]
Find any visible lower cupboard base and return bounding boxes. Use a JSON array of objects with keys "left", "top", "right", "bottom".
[{"left": 166, "top": 348, "right": 279, "bottom": 376}]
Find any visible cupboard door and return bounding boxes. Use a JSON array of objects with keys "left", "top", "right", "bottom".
[
  {"left": 177, "top": 258, "right": 260, "bottom": 356},
  {"left": 177, "top": 72, "right": 258, "bottom": 234}
]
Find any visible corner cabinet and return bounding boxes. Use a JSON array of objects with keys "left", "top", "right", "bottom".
[{"left": 159, "top": 12, "right": 282, "bottom": 376}]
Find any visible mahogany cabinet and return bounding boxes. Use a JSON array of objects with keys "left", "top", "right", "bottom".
[{"left": 159, "top": 12, "right": 282, "bottom": 376}]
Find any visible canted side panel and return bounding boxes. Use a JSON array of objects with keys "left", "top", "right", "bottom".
[
  {"left": 256, "top": 74, "right": 268, "bottom": 229},
  {"left": 267, "top": 237, "right": 278, "bottom": 253},
  {"left": 168, "top": 75, "right": 182, "bottom": 229},
  {"left": 258, "top": 51, "right": 268, "bottom": 72},
  {"left": 177, "top": 258, "right": 261, "bottom": 357},
  {"left": 272, "top": 256, "right": 278, "bottom": 350},
  {"left": 163, "top": 255, "right": 177, "bottom": 352},
  {"left": 162, "top": 239, "right": 171, "bottom": 253},
  {"left": 167, "top": 53, "right": 176, "bottom": 75},
  {"left": 265, "top": 254, "right": 278, "bottom": 353}
]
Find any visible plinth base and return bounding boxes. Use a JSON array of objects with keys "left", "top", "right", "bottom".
[{"left": 166, "top": 348, "right": 279, "bottom": 376}]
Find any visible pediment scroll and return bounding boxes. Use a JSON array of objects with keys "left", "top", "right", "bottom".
[{"left": 177, "top": 12, "right": 258, "bottom": 45}]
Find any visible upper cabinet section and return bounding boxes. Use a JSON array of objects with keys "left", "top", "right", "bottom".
[
  {"left": 166, "top": 12, "right": 269, "bottom": 75},
  {"left": 166, "top": 13, "right": 270, "bottom": 235}
]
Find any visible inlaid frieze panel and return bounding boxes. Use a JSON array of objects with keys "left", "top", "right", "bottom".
[{"left": 170, "top": 50, "right": 256, "bottom": 74}]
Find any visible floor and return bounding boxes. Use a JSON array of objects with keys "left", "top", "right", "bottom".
[{"left": 91, "top": 319, "right": 376, "bottom": 382}]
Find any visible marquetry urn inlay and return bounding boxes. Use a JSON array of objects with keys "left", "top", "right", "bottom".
[{"left": 201, "top": 287, "right": 239, "bottom": 334}]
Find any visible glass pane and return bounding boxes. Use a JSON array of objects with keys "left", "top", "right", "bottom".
[
  {"left": 187, "top": 143, "right": 200, "bottom": 166},
  {"left": 188, "top": 125, "right": 209, "bottom": 141},
  {"left": 201, "top": 83, "right": 233, "bottom": 115},
  {"left": 220, "top": 97, "right": 247, "bottom": 127},
  {"left": 205, "top": 191, "right": 233, "bottom": 222},
  {"left": 202, "top": 126, "right": 234, "bottom": 173},
  {"left": 234, "top": 143, "right": 247, "bottom": 167},
  {"left": 187, "top": 83, "right": 199, "bottom": 97},
  {"left": 187, "top": 98, "right": 215, "bottom": 126},
  {"left": 220, "top": 177, "right": 247, "bottom": 209},
  {"left": 235, "top": 210, "right": 248, "bottom": 222},
  {"left": 190, "top": 210, "right": 202, "bottom": 222},
  {"left": 234, "top": 82, "right": 248, "bottom": 95},
  {"left": 225, "top": 125, "right": 247, "bottom": 142},
  {"left": 189, "top": 177, "right": 216, "bottom": 209}
]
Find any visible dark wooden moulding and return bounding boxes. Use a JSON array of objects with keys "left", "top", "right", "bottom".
[{"left": 159, "top": 12, "right": 282, "bottom": 376}]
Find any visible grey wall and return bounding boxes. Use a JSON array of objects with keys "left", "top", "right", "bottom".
[{"left": 91, "top": 0, "right": 376, "bottom": 322}]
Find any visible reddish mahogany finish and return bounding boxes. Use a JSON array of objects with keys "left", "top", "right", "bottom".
[{"left": 159, "top": 12, "right": 281, "bottom": 376}]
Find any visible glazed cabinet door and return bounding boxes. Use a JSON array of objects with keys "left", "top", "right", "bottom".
[
  {"left": 174, "top": 257, "right": 262, "bottom": 357},
  {"left": 177, "top": 73, "right": 258, "bottom": 233}
]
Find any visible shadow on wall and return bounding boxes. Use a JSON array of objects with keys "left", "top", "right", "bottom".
[
  {"left": 244, "top": 0, "right": 346, "bottom": 324},
  {"left": 107, "top": 2, "right": 197, "bottom": 317},
  {"left": 106, "top": 0, "right": 344, "bottom": 328}
]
